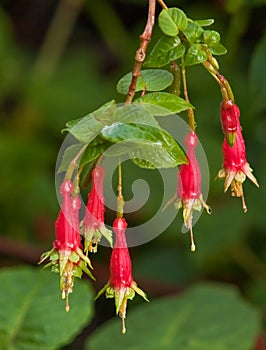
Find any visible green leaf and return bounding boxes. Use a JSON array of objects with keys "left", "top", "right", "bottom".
[
  {"left": 116, "top": 69, "right": 173, "bottom": 95},
  {"left": 80, "top": 141, "right": 111, "bottom": 167},
  {"left": 208, "top": 42, "right": 227, "bottom": 55},
  {"left": 101, "top": 123, "right": 186, "bottom": 169},
  {"left": 144, "top": 35, "right": 185, "bottom": 68},
  {"left": 57, "top": 141, "right": 108, "bottom": 175},
  {"left": 57, "top": 143, "right": 85, "bottom": 174},
  {"left": 136, "top": 92, "right": 193, "bottom": 115},
  {"left": 159, "top": 8, "right": 188, "bottom": 36},
  {"left": 130, "top": 125, "right": 187, "bottom": 169},
  {"left": 203, "top": 30, "right": 221, "bottom": 45},
  {"left": 87, "top": 283, "right": 260, "bottom": 349},
  {"left": 65, "top": 114, "right": 103, "bottom": 143},
  {"left": 129, "top": 123, "right": 187, "bottom": 168},
  {"left": 130, "top": 143, "right": 181, "bottom": 169},
  {"left": 203, "top": 30, "right": 227, "bottom": 55},
  {"left": 113, "top": 104, "right": 159, "bottom": 127},
  {"left": 101, "top": 122, "right": 158, "bottom": 144},
  {"left": 64, "top": 100, "right": 116, "bottom": 143},
  {"left": 65, "top": 100, "right": 115, "bottom": 129},
  {"left": 183, "top": 21, "right": 204, "bottom": 44},
  {"left": 184, "top": 44, "right": 208, "bottom": 66},
  {"left": 194, "top": 19, "right": 214, "bottom": 26},
  {"left": 0, "top": 266, "right": 94, "bottom": 350}
]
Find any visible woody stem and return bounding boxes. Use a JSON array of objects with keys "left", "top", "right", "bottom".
[{"left": 125, "top": 0, "right": 156, "bottom": 103}]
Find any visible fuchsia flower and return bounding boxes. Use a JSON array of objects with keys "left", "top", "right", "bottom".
[
  {"left": 218, "top": 100, "right": 259, "bottom": 212},
  {"left": 82, "top": 165, "right": 112, "bottom": 253},
  {"left": 220, "top": 99, "right": 238, "bottom": 146},
  {"left": 39, "top": 179, "right": 94, "bottom": 312},
  {"left": 175, "top": 131, "right": 211, "bottom": 251},
  {"left": 95, "top": 217, "right": 148, "bottom": 334}
]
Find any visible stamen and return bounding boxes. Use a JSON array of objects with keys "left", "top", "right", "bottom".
[
  {"left": 241, "top": 192, "right": 248, "bottom": 213},
  {"left": 190, "top": 226, "right": 196, "bottom": 252},
  {"left": 121, "top": 317, "right": 126, "bottom": 334},
  {"left": 200, "top": 196, "right": 212, "bottom": 214},
  {"left": 65, "top": 293, "right": 70, "bottom": 312}
]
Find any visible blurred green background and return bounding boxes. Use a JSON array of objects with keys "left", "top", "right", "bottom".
[{"left": 0, "top": 0, "right": 266, "bottom": 349}]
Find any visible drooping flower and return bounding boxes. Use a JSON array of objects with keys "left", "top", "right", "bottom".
[
  {"left": 82, "top": 165, "right": 112, "bottom": 253},
  {"left": 175, "top": 131, "right": 211, "bottom": 251},
  {"left": 39, "top": 179, "right": 95, "bottom": 311},
  {"left": 95, "top": 217, "right": 148, "bottom": 334},
  {"left": 220, "top": 99, "right": 239, "bottom": 146},
  {"left": 218, "top": 103, "right": 259, "bottom": 212}
]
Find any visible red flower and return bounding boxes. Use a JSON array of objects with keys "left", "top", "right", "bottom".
[
  {"left": 175, "top": 131, "right": 211, "bottom": 251},
  {"left": 220, "top": 99, "right": 239, "bottom": 146},
  {"left": 95, "top": 217, "right": 148, "bottom": 334},
  {"left": 218, "top": 105, "right": 259, "bottom": 212},
  {"left": 39, "top": 179, "right": 95, "bottom": 311},
  {"left": 82, "top": 165, "right": 112, "bottom": 253}
]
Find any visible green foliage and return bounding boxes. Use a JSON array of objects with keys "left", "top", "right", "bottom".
[
  {"left": 183, "top": 21, "right": 204, "bottom": 44},
  {"left": 194, "top": 19, "right": 215, "bottom": 27},
  {"left": 62, "top": 102, "right": 187, "bottom": 170},
  {"left": 136, "top": 92, "right": 193, "bottom": 114},
  {"left": 102, "top": 122, "right": 187, "bottom": 169},
  {"left": 159, "top": 8, "right": 188, "bottom": 36},
  {"left": 112, "top": 104, "right": 159, "bottom": 126},
  {"left": 144, "top": 35, "right": 186, "bottom": 68},
  {"left": 87, "top": 283, "right": 260, "bottom": 349},
  {"left": 116, "top": 69, "right": 174, "bottom": 95},
  {"left": 0, "top": 266, "right": 94, "bottom": 350},
  {"left": 184, "top": 44, "right": 208, "bottom": 66},
  {"left": 145, "top": 9, "right": 227, "bottom": 68}
]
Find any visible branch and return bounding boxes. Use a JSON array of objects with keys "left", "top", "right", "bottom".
[{"left": 125, "top": 0, "right": 156, "bottom": 104}]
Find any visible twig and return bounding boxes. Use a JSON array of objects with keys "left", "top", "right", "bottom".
[
  {"left": 125, "top": 0, "right": 156, "bottom": 104},
  {"left": 157, "top": 0, "right": 168, "bottom": 9}
]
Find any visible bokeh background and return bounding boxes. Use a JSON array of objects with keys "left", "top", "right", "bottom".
[{"left": 0, "top": 0, "right": 266, "bottom": 349}]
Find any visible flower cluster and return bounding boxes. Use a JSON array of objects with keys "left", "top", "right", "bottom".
[
  {"left": 40, "top": 165, "right": 147, "bottom": 332},
  {"left": 39, "top": 4, "right": 260, "bottom": 335}
]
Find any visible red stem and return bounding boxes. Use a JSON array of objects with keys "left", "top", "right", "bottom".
[{"left": 125, "top": 0, "right": 156, "bottom": 103}]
